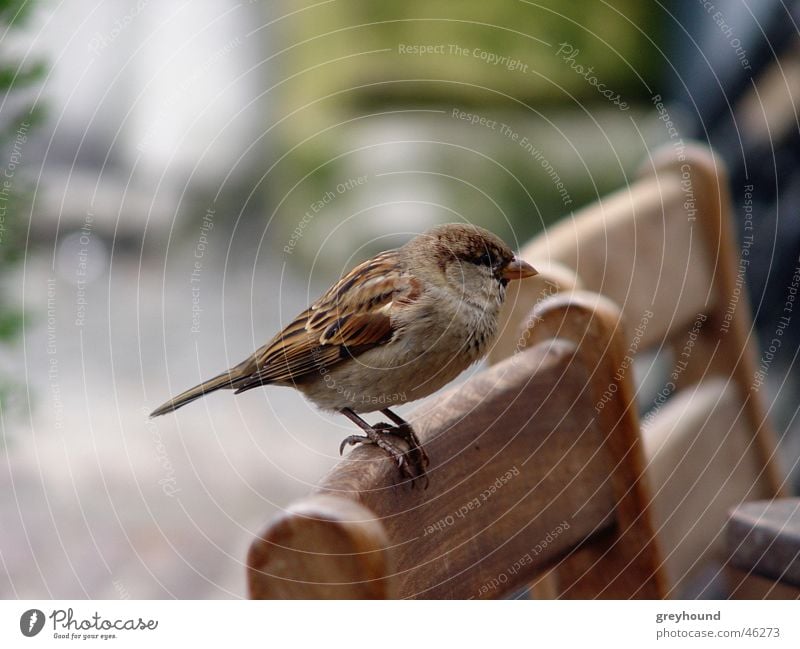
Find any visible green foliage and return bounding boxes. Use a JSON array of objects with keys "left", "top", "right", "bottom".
[
  {"left": 264, "top": 1, "right": 664, "bottom": 267},
  {"left": 0, "top": 309, "right": 24, "bottom": 341},
  {"left": 274, "top": 0, "right": 661, "bottom": 134},
  {"left": 0, "top": 0, "right": 44, "bottom": 419}
]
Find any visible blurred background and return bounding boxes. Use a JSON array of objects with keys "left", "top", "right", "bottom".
[{"left": 0, "top": 0, "right": 798, "bottom": 598}]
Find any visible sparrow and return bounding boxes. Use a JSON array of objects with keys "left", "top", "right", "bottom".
[{"left": 150, "top": 223, "right": 537, "bottom": 484}]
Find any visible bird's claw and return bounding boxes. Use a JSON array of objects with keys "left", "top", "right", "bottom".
[
  {"left": 338, "top": 422, "right": 429, "bottom": 489},
  {"left": 393, "top": 450, "right": 428, "bottom": 488},
  {"left": 395, "top": 422, "right": 430, "bottom": 469},
  {"left": 375, "top": 422, "right": 428, "bottom": 488},
  {"left": 339, "top": 434, "right": 369, "bottom": 455}
]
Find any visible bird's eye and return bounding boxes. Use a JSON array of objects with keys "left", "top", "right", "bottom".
[{"left": 477, "top": 251, "right": 494, "bottom": 267}]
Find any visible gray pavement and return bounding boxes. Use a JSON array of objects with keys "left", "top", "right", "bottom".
[{"left": 0, "top": 235, "right": 352, "bottom": 598}]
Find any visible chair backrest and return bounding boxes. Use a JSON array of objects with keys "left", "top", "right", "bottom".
[
  {"left": 247, "top": 142, "right": 783, "bottom": 599},
  {"left": 247, "top": 293, "right": 667, "bottom": 599},
  {"left": 492, "top": 143, "right": 785, "bottom": 597}
]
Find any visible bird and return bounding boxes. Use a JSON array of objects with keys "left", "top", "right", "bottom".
[{"left": 150, "top": 223, "right": 537, "bottom": 485}]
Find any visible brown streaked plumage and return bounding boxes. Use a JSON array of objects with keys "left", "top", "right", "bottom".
[{"left": 150, "top": 223, "right": 537, "bottom": 484}]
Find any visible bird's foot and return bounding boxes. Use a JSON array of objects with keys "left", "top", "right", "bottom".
[
  {"left": 379, "top": 409, "right": 430, "bottom": 471},
  {"left": 373, "top": 423, "right": 429, "bottom": 488},
  {"left": 387, "top": 421, "right": 430, "bottom": 470},
  {"left": 339, "top": 424, "right": 428, "bottom": 488}
]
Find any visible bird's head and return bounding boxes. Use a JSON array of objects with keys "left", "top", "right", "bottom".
[{"left": 404, "top": 223, "right": 537, "bottom": 305}]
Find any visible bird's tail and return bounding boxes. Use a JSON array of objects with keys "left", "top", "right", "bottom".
[{"left": 149, "top": 370, "right": 240, "bottom": 417}]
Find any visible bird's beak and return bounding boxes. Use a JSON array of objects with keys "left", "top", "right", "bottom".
[{"left": 501, "top": 257, "right": 538, "bottom": 281}]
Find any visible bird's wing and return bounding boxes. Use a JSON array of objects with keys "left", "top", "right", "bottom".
[{"left": 231, "top": 250, "right": 421, "bottom": 392}]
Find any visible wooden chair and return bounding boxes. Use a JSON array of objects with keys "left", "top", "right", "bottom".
[
  {"left": 247, "top": 143, "right": 784, "bottom": 598},
  {"left": 490, "top": 143, "right": 786, "bottom": 597},
  {"left": 247, "top": 291, "right": 667, "bottom": 598}
]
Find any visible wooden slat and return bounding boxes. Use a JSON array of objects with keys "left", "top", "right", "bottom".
[
  {"left": 490, "top": 144, "right": 784, "bottom": 600},
  {"left": 645, "top": 147, "right": 785, "bottom": 497},
  {"left": 249, "top": 339, "right": 619, "bottom": 599},
  {"left": 727, "top": 499, "right": 800, "bottom": 587},
  {"left": 248, "top": 144, "right": 784, "bottom": 600},
  {"left": 496, "top": 148, "right": 782, "bottom": 502},
  {"left": 247, "top": 495, "right": 393, "bottom": 599},
  {"left": 521, "top": 290, "right": 667, "bottom": 598},
  {"left": 642, "top": 379, "right": 775, "bottom": 596},
  {"left": 502, "top": 167, "right": 711, "bottom": 353}
]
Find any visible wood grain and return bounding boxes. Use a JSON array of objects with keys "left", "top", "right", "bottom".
[
  {"left": 490, "top": 144, "right": 785, "bottom": 598},
  {"left": 496, "top": 146, "right": 782, "bottom": 501},
  {"left": 522, "top": 291, "right": 667, "bottom": 598},
  {"left": 248, "top": 143, "right": 784, "bottom": 600},
  {"left": 644, "top": 146, "right": 785, "bottom": 498},
  {"left": 250, "top": 338, "right": 621, "bottom": 599},
  {"left": 247, "top": 495, "right": 393, "bottom": 599}
]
